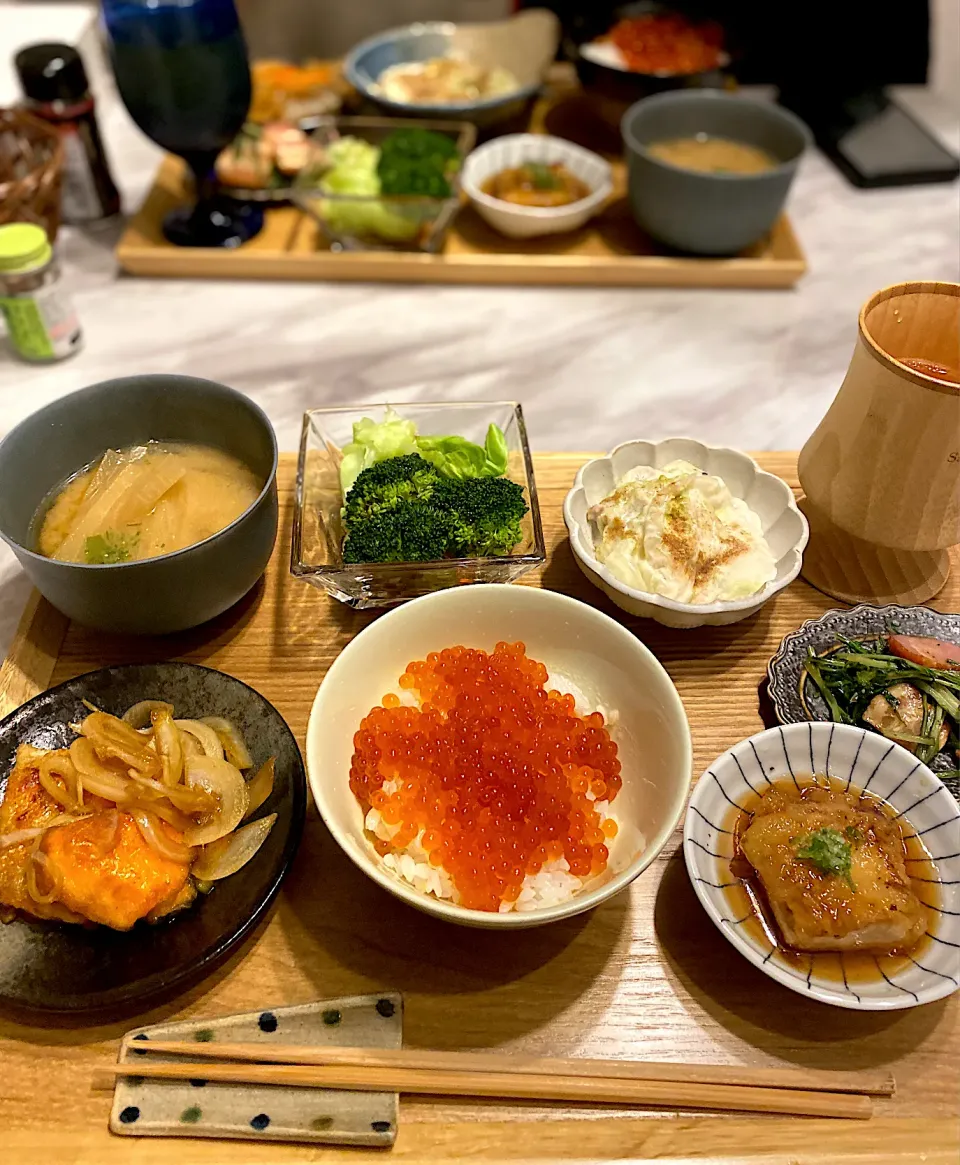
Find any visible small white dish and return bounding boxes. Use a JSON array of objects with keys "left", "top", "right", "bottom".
[
  {"left": 461, "top": 134, "right": 613, "bottom": 239},
  {"left": 563, "top": 438, "right": 809, "bottom": 629},
  {"left": 306, "top": 584, "right": 691, "bottom": 928},
  {"left": 684, "top": 722, "right": 960, "bottom": 1011}
]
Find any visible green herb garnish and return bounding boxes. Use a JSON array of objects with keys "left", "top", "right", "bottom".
[
  {"left": 84, "top": 530, "right": 137, "bottom": 565},
  {"left": 525, "top": 162, "right": 561, "bottom": 190},
  {"left": 843, "top": 825, "right": 862, "bottom": 843},
  {"left": 796, "top": 827, "right": 854, "bottom": 888}
]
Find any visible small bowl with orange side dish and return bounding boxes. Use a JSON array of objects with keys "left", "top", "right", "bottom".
[
  {"left": 461, "top": 134, "right": 613, "bottom": 240},
  {"left": 306, "top": 584, "right": 692, "bottom": 928}
]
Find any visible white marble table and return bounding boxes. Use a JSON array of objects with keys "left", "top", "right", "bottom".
[{"left": 0, "top": 78, "right": 958, "bottom": 655}]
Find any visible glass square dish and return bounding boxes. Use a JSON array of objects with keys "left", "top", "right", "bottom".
[
  {"left": 291, "top": 116, "right": 476, "bottom": 253},
  {"left": 292, "top": 402, "right": 545, "bottom": 609}
]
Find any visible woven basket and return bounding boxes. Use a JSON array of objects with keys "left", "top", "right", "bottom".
[{"left": 0, "top": 108, "right": 64, "bottom": 242}]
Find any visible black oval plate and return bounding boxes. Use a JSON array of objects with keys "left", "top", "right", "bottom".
[
  {"left": 0, "top": 663, "right": 306, "bottom": 1017},
  {"left": 767, "top": 603, "right": 960, "bottom": 801}
]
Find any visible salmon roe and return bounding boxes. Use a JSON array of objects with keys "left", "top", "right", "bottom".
[{"left": 349, "top": 642, "right": 622, "bottom": 911}]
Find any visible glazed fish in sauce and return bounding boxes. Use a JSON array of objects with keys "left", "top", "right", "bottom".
[{"left": 736, "top": 784, "right": 925, "bottom": 954}]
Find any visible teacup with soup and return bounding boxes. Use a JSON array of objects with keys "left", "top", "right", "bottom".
[
  {"left": 0, "top": 375, "right": 278, "bottom": 634},
  {"left": 621, "top": 90, "right": 811, "bottom": 255}
]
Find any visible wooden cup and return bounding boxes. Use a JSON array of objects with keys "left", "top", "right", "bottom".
[{"left": 798, "top": 281, "right": 960, "bottom": 605}]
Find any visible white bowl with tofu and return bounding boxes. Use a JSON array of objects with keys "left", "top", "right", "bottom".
[
  {"left": 684, "top": 723, "right": 960, "bottom": 1010},
  {"left": 563, "top": 439, "right": 808, "bottom": 629}
]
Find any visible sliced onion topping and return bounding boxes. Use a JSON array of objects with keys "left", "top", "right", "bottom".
[
  {"left": 182, "top": 755, "right": 248, "bottom": 846},
  {"left": 131, "top": 808, "right": 195, "bottom": 864},
  {"left": 191, "top": 814, "right": 276, "bottom": 881},
  {"left": 26, "top": 850, "right": 61, "bottom": 904},
  {"left": 1, "top": 825, "right": 49, "bottom": 850},
  {"left": 79, "top": 712, "right": 160, "bottom": 776},
  {"left": 122, "top": 700, "right": 174, "bottom": 729},
  {"left": 38, "top": 751, "right": 83, "bottom": 812},
  {"left": 242, "top": 758, "right": 275, "bottom": 820},
  {"left": 69, "top": 738, "right": 133, "bottom": 803},
  {"left": 153, "top": 709, "right": 184, "bottom": 786},
  {"left": 174, "top": 719, "right": 224, "bottom": 760},
  {"left": 129, "top": 772, "right": 215, "bottom": 814},
  {"left": 200, "top": 716, "right": 253, "bottom": 770}
]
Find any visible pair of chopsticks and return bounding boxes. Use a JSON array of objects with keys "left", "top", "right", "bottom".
[{"left": 95, "top": 1042, "right": 892, "bottom": 1120}]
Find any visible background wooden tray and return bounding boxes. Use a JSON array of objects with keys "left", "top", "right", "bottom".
[
  {"left": 115, "top": 76, "right": 807, "bottom": 290},
  {"left": 1, "top": 453, "right": 955, "bottom": 1164}
]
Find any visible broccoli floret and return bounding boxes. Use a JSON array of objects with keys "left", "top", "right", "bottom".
[
  {"left": 343, "top": 454, "right": 440, "bottom": 525},
  {"left": 340, "top": 454, "right": 527, "bottom": 563},
  {"left": 342, "top": 501, "right": 452, "bottom": 563},
  {"left": 439, "top": 476, "right": 528, "bottom": 558}
]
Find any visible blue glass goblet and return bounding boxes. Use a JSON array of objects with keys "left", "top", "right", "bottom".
[{"left": 102, "top": 0, "right": 263, "bottom": 247}]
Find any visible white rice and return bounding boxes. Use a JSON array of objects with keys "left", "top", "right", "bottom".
[{"left": 365, "top": 668, "right": 624, "bottom": 912}]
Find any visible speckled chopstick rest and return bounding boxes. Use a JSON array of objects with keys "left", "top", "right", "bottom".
[{"left": 110, "top": 993, "right": 402, "bottom": 1146}]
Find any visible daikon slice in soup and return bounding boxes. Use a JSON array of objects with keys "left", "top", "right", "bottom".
[{"left": 35, "top": 442, "right": 261, "bottom": 565}]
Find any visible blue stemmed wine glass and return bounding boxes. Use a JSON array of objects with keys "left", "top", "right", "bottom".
[{"left": 102, "top": 0, "right": 263, "bottom": 247}]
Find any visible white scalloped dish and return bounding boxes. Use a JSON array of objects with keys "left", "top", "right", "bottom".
[{"left": 563, "top": 438, "right": 809, "bottom": 628}]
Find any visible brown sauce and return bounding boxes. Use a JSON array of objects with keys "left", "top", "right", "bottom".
[
  {"left": 899, "top": 357, "right": 960, "bottom": 385},
  {"left": 723, "top": 776, "right": 939, "bottom": 986},
  {"left": 481, "top": 163, "right": 591, "bottom": 208}
]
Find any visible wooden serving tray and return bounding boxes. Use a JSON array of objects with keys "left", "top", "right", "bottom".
[
  {"left": 115, "top": 74, "right": 807, "bottom": 290},
  {"left": 0, "top": 453, "right": 956, "bottom": 1164}
]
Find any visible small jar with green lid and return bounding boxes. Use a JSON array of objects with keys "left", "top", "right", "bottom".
[{"left": 0, "top": 223, "right": 83, "bottom": 362}]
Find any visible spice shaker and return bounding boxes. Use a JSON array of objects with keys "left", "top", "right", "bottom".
[
  {"left": 15, "top": 43, "right": 121, "bottom": 223},
  {"left": 0, "top": 223, "right": 84, "bottom": 362}
]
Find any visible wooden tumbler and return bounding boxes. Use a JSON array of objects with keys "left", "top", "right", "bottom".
[{"left": 798, "top": 281, "right": 960, "bottom": 605}]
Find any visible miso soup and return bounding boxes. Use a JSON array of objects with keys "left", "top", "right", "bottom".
[
  {"left": 648, "top": 135, "right": 778, "bottom": 175},
  {"left": 36, "top": 442, "right": 261, "bottom": 565}
]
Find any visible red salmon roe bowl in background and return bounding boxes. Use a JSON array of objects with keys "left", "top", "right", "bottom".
[{"left": 306, "top": 585, "right": 692, "bottom": 929}]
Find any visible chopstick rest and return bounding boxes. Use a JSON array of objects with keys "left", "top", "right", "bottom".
[{"left": 107, "top": 994, "right": 403, "bottom": 1146}]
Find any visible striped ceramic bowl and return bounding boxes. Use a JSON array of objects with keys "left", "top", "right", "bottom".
[
  {"left": 684, "top": 722, "right": 960, "bottom": 1011},
  {"left": 461, "top": 134, "right": 613, "bottom": 239}
]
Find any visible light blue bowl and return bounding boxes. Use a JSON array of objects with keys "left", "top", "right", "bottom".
[{"left": 343, "top": 22, "right": 540, "bottom": 126}]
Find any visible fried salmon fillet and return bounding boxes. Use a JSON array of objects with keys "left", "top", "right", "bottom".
[
  {"left": 738, "top": 786, "right": 926, "bottom": 954},
  {"left": 0, "top": 745, "right": 84, "bottom": 923},
  {"left": 41, "top": 812, "right": 190, "bottom": 930},
  {"left": 0, "top": 743, "right": 190, "bottom": 930}
]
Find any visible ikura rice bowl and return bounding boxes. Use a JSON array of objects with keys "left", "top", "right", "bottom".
[{"left": 349, "top": 642, "right": 633, "bottom": 913}]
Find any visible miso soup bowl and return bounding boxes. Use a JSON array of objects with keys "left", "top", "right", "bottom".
[
  {"left": 0, "top": 375, "right": 278, "bottom": 634},
  {"left": 621, "top": 90, "right": 811, "bottom": 255}
]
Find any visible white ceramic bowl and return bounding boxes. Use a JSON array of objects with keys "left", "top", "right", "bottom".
[
  {"left": 684, "top": 723, "right": 960, "bottom": 1011},
  {"left": 563, "top": 438, "right": 809, "bottom": 629},
  {"left": 461, "top": 134, "right": 613, "bottom": 239},
  {"left": 306, "top": 584, "right": 691, "bottom": 928}
]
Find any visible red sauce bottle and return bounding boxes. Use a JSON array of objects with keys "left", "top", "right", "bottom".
[{"left": 15, "top": 43, "right": 121, "bottom": 223}]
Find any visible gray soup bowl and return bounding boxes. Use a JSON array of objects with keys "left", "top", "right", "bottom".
[
  {"left": 621, "top": 91, "right": 811, "bottom": 255},
  {"left": 0, "top": 375, "right": 278, "bottom": 634}
]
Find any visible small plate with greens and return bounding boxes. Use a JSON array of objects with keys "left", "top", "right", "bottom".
[
  {"left": 292, "top": 117, "right": 476, "bottom": 252},
  {"left": 767, "top": 605, "right": 960, "bottom": 801}
]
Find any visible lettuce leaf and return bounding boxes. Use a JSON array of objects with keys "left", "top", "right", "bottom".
[
  {"left": 339, "top": 407, "right": 420, "bottom": 495},
  {"left": 319, "top": 137, "right": 421, "bottom": 243},
  {"left": 339, "top": 411, "right": 511, "bottom": 494}
]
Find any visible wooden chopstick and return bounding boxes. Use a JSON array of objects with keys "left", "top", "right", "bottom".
[
  {"left": 96, "top": 1060, "right": 873, "bottom": 1120},
  {"left": 133, "top": 1040, "right": 895, "bottom": 1098}
]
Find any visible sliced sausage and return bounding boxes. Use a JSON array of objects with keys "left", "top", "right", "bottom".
[{"left": 887, "top": 635, "right": 960, "bottom": 671}]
